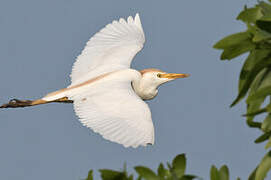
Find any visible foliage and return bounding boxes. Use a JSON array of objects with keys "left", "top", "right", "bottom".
[
  {"left": 214, "top": 0, "right": 271, "bottom": 149},
  {"left": 209, "top": 165, "right": 241, "bottom": 180},
  {"left": 84, "top": 154, "right": 246, "bottom": 180},
  {"left": 84, "top": 154, "right": 198, "bottom": 180},
  {"left": 214, "top": 0, "right": 271, "bottom": 130},
  {"left": 214, "top": 0, "right": 271, "bottom": 179},
  {"left": 84, "top": 154, "right": 243, "bottom": 180}
]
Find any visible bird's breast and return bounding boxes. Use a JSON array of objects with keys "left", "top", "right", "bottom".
[{"left": 136, "top": 88, "right": 158, "bottom": 100}]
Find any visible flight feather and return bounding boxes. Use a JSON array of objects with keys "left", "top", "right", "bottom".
[{"left": 70, "top": 13, "right": 145, "bottom": 86}]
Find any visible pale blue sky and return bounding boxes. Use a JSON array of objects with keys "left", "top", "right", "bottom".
[{"left": 0, "top": 0, "right": 264, "bottom": 179}]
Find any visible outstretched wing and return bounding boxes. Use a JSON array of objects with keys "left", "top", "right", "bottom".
[
  {"left": 68, "top": 72, "right": 154, "bottom": 148},
  {"left": 70, "top": 14, "right": 145, "bottom": 86}
]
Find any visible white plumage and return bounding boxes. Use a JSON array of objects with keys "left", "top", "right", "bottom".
[
  {"left": 45, "top": 14, "right": 154, "bottom": 148},
  {"left": 70, "top": 70, "right": 154, "bottom": 148},
  {"left": 70, "top": 13, "right": 145, "bottom": 86},
  {"left": 0, "top": 13, "right": 189, "bottom": 147},
  {"left": 40, "top": 14, "right": 189, "bottom": 148}
]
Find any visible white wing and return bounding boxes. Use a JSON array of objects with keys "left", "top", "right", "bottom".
[
  {"left": 70, "top": 13, "right": 145, "bottom": 86},
  {"left": 68, "top": 71, "right": 154, "bottom": 148}
]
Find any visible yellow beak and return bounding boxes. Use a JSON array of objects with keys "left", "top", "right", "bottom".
[{"left": 160, "top": 73, "right": 190, "bottom": 79}]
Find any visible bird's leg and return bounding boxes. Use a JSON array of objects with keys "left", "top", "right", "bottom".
[
  {"left": 51, "top": 97, "right": 74, "bottom": 104},
  {"left": 0, "top": 99, "right": 45, "bottom": 108},
  {"left": 0, "top": 97, "right": 73, "bottom": 108}
]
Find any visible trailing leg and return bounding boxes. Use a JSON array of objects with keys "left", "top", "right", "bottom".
[{"left": 0, "top": 97, "right": 73, "bottom": 108}]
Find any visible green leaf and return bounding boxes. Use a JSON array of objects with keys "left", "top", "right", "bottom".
[
  {"left": 167, "top": 162, "right": 178, "bottom": 180},
  {"left": 213, "top": 31, "right": 257, "bottom": 60},
  {"left": 248, "top": 67, "right": 268, "bottom": 109},
  {"left": 247, "top": 87, "right": 271, "bottom": 103},
  {"left": 128, "top": 175, "right": 134, "bottom": 180},
  {"left": 237, "top": 7, "right": 263, "bottom": 23},
  {"left": 219, "top": 165, "right": 229, "bottom": 180},
  {"left": 210, "top": 165, "right": 220, "bottom": 180},
  {"left": 252, "top": 28, "right": 271, "bottom": 42},
  {"left": 180, "top": 175, "right": 197, "bottom": 180},
  {"left": 246, "top": 68, "right": 269, "bottom": 123},
  {"left": 249, "top": 167, "right": 258, "bottom": 180},
  {"left": 255, "top": 132, "right": 271, "bottom": 144},
  {"left": 243, "top": 107, "right": 267, "bottom": 117},
  {"left": 213, "top": 32, "right": 251, "bottom": 49},
  {"left": 256, "top": 20, "right": 271, "bottom": 34},
  {"left": 247, "top": 68, "right": 271, "bottom": 102},
  {"left": 99, "top": 169, "right": 126, "bottom": 180},
  {"left": 236, "top": 178, "right": 241, "bottom": 180},
  {"left": 247, "top": 67, "right": 268, "bottom": 96},
  {"left": 157, "top": 163, "right": 167, "bottom": 179},
  {"left": 262, "top": 114, "right": 271, "bottom": 132},
  {"left": 172, "top": 154, "right": 186, "bottom": 178},
  {"left": 231, "top": 49, "right": 271, "bottom": 107},
  {"left": 258, "top": 2, "right": 271, "bottom": 17},
  {"left": 256, "top": 151, "right": 271, "bottom": 180},
  {"left": 220, "top": 40, "right": 255, "bottom": 60},
  {"left": 85, "top": 170, "right": 93, "bottom": 180},
  {"left": 135, "top": 166, "right": 159, "bottom": 180},
  {"left": 265, "top": 137, "right": 271, "bottom": 149}
]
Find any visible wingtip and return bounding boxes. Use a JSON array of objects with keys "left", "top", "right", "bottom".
[
  {"left": 134, "top": 13, "right": 144, "bottom": 32},
  {"left": 135, "top": 13, "right": 140, "bottom": 22},
  {"left": 135, "top": 13, "right": 141, "bottom": 25}
]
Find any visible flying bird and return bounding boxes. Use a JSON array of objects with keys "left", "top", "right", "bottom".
[{"left": 1, "top": 14, "right": 189, "bottom": 148}]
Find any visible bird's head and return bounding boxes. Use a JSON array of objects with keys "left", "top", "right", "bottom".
[
  {"left": 135, "top": 68, "right": 189, "bottom": 100},
  {"left": 140, "top": 68, "right": 189, "bottom": 86}
]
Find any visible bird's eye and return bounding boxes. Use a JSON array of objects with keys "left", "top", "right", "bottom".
[{"left": 157, "top": 74, "right": 162, "bottom": 78}]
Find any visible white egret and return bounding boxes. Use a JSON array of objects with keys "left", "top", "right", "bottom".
[{"left": 1, "top": 14, "right": 189, "bottom": 148}]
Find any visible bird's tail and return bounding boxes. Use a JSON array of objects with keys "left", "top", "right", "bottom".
[{"left": 0, "top": 97, "right": 73, "bottom": 109}]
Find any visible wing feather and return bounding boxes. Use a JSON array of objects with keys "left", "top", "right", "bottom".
[
  {"left": 70, "top": 14, "right": 145, "bottom": 86},
  {"left": 68, "top": 72, "right": 154, "bottom": 148}
]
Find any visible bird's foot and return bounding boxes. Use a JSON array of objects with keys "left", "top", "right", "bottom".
[{"left": 0, "top": 99, "right": 33, "bottom": 108}]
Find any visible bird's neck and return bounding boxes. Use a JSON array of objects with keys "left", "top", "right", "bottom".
[
  {"left": 132, "top": 74, "right": 158, "bottom": 100},
  {"left": 107, "top": 69, "right": 159, "bottom": 100}
]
